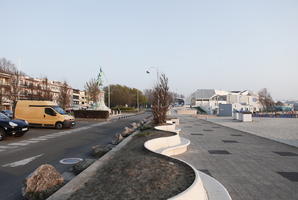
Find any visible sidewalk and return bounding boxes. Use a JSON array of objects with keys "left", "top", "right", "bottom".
[
  {"left": 204, "top": 116, "right": 298, "bottom": 148},
  {"left": 174, "top": 115, "right": 298, "bottom": 200}
]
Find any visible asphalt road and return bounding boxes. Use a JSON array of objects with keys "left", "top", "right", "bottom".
[{"left": 0, "top": 112, "right": 151, "bottom": 200}]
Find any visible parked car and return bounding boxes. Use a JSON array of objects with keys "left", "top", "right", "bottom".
[
  {"left": 0, "top": 112, "right": 29, "bottom": 141},
  {"left": 15, "top": 100, "right": 76, "bottom": 129},
  {"left": 0, "top": 110, "right": 13, "bottom": 119}
]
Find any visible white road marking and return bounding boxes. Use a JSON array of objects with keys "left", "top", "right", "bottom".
[
  {"left": 21, "top": 140, "right": 40, "bottom": 144},
  {"left": 8, "top": 142, "right": 29, "bottom": 146},
  {"left": 29, "top": 138, "right": 48, "bottom": 141},
  {"left": 0, "top": 145, "right": 17, "bottom": 149},
  {"left": 2, "top": 154, "right": 44, "bottom": 167},
  {"left": 0, "top": 149, "right": 5, "bottom": 152}
]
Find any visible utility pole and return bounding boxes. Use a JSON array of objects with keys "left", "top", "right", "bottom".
[
  {"left": 137, "top": 90, "right": 139, "bottom": 112},
  {"left": 108, "top": 84, "right": 111, "bottom": 108}
]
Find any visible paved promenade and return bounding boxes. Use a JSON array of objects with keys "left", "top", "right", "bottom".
[
  {"left": 204, "top": 116, "right": 298, "bottom": 148},
  {"left": 175, "top": 115, "right": 298, "bottom": 200}
]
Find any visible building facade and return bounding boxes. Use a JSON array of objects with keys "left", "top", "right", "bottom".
[
  {"left": 0, "top": 71, "right": 80, "bottom": 110},
  {"left": 188, "top": 89, "right": 261, "bottom": 115}
]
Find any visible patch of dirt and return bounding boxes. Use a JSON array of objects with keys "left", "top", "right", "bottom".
[{"left": 68, "top": 130, "right": 195, "bottom": 200}]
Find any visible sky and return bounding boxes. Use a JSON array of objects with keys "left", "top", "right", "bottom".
[{"left": 1, "top": 0, "right": 298, "bottom": 100}]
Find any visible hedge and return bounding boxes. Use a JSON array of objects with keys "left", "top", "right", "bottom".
[{"left": 73, "top": 110, "right": 109, "bottom": 119}]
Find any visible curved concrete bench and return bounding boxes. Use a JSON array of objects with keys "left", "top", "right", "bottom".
[
  {"left": 154, "top": 124, "right": 181, "bottom": 134},
  {"left": 144, "top": 135, "right": 190, "bottom": 156},
  {"left": 145, "top": 125, "right": 232, "bottom": 200}
]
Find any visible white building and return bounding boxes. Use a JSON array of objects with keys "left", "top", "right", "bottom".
[{"left": 188, "top": 89, "right": 261, "bottom": 115}]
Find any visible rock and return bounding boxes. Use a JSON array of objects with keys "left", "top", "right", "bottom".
[
  {"left": 91, "top": 144, "right": 114, "bottom": 158},
  {"left": 71, "top": 159, "right": 95, "bottom": 175},
  {"left": 121, "top": 127, "right": 134, "bottom": 137},
  {"left": 22, "top": 164, "right": 64, "bottom": 200},
  {"left": 130, "top": 122, "right": 138, "bottom": 129},
  {"left": 111, "top": 132, "right": 123, "bottom": 145}
]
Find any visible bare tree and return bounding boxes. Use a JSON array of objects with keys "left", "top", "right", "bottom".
[
  {"left": 0, "top": 58, "right": 17, "bottom": 73},
  {"left": 9, "top": 70, "right": 22, "bottom": 117},
  {"left": 152, "top": 74, "right": 171, "bottom": 125},
  {"left": 58, "top": 81, "right": 71, "bottom": 110},
  {"left": 41, "top": 77, "right": 53, "bottom": 101},
  {"left": 85, "top": 78, "right": 100, "bottom": 103},
  {"left": 258, "top": 88, "right": 275, "bottom": 112}
]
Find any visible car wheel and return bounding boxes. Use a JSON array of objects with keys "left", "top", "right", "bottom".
[
  {"left": 55, "top": 122, "right": 63, "bottom": 129},
  {"left": 0, "top": 129, "right": 6, "bottom": 141}
]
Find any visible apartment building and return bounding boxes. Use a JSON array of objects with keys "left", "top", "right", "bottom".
[{"left": 0, "top": 71, "right": 77, "bottom": 110}]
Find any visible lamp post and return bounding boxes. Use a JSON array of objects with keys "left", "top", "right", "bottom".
[
  {"left": 137, "top": 90, "right": 139, "bottom": 112},
  {"left": 146, "top": 67, "right": 159, "bottom": 84}
]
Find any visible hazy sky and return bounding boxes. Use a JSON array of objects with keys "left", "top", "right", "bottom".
[{"left": 1, "top": 0, "right": 297, "bottom": 100}]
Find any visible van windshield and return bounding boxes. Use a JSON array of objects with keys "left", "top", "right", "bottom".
[{"left": 52, "top": 106, "right": 67, "bottom": 115}]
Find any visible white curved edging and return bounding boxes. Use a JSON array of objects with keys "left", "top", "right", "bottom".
[
  {"left": 145, "top": 124, "right": 232, "bottom": 200},
  {"left": 145, "top": 129, "right": 208, "bottom": 200}
]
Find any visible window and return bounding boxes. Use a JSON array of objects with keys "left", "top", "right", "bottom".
[{"left": 45, "top": 108, "right": 56, "bottom": 116}]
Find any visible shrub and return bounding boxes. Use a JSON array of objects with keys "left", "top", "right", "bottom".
[{"left": 73, "top": 110, "right": 109, "bottom": 119}]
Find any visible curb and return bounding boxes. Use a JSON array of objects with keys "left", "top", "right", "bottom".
[{"left": 47, "top": 130, "right": 140, "bottom": 200}]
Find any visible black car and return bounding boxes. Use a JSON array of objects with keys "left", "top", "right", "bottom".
[{"left": 0, "top": 113, "right": 29, "bottom": 141}]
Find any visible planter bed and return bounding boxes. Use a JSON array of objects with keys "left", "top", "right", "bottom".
[{"left": 68, "top": 130, "right": 195, "bottom": 200}]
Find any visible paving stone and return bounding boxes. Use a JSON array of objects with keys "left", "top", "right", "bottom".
[
  {"left": 222, "top": 140, "right": 239, "bottom": 143},
  {"left": 208, "top": 150, "right": 231, "bottom": 154},
  {"left": 277, "top": 172, "right": 298, "bottom": 182},
  {"left": 174, "top": 115, "right": 298, "bottom": 200},
  {"left": 231, "top": 134, "right": 243, "bottom": 136},
  {"left": 191, "top": 133, "right": 204, "bottom": 136},
  {"left": 273, "top": 152, "right": 298, "bottom": 156}
]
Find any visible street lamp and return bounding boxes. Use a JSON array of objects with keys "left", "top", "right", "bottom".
[{"left": 146, "top": 67, "right": 159, "bottom": 84}]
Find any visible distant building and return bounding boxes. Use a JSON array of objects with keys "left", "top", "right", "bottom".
[
  {"left": 188, "top": 89, "right": 261, "bottom": 115},
  {"left": 72, "top": 89, "right": 88, "bottom": 110},
  {"left": 0, "top": 71, "right": 78, "bottom": 110}
]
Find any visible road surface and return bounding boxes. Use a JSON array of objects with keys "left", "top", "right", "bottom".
[{"left": 0, "top": 112, "right": 150, "bottom": 200}]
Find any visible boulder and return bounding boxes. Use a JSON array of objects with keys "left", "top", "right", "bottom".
[
  {"left": 22, "top": 164, "right": 64, "bottom": 200},
  {"left": 71, "top": 159, "right": 96, "bottom": 175},
  {"left": 91, "top": 144, "right": 114, "bottom": 158},
  {"left": 111, "top": 132, "right": 123, "bottom": 145},
  {"left": 121, "top": 127, "right": 134, "bottom": 137},
  {"left": 130, "top": 122, "right": 138, "bottom": 129}
]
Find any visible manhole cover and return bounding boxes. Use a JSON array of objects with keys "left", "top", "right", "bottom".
[
  {"left": 203, "top": 129, "right": 214, "bottom": 131},
  {"left": 60, "top": 158, "right": 83, "bottom": 165}
]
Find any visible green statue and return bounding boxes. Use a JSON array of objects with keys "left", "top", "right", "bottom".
[{"left": 96, "top": 67, "right": 104, "bottom": 88}]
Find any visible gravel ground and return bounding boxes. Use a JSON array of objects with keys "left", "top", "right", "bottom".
[
  {"left": 205, "top": 116, "right": 298, "bottom": 147},
  {"left": 68, "top": 130, "right": 195, "bottom": 200}
]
